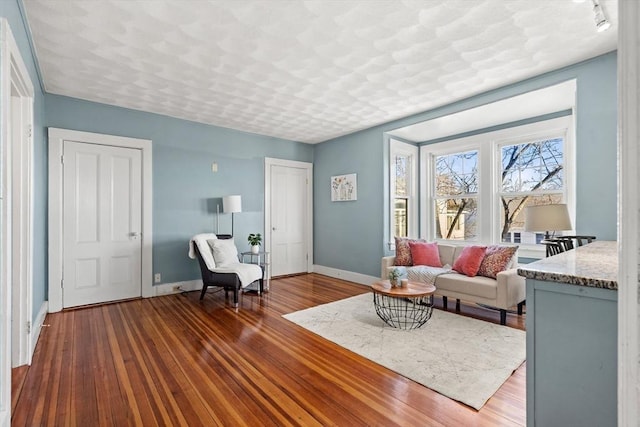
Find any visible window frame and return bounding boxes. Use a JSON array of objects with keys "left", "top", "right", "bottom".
[
  {"left": 431, "top": 148, "right": 481, "bottom": 242},
  {"left": 389, "top": 139, "right": 419, "bottom": 248},
  {"left": 420, "top": 116, "right": 574, "bottom": 258}
]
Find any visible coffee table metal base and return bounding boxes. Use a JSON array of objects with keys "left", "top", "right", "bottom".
[{"left": 373, "top": 293, "right": 434, "bottom": 329}]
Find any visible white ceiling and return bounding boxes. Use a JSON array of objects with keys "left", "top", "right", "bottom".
[{"left": 22, "top": 0, "right": 617, "bottom": 144}]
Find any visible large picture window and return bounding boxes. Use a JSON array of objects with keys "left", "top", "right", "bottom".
[{"left": 420, "top": 116, "right": 573, "bottom": 256}]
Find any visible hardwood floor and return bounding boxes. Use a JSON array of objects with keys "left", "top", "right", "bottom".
[{"left": 12, "top": 274, "right": 525, "bottom": 426}]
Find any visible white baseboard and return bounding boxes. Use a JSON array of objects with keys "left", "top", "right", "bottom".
[
  {"left": 312, "top": 265, "right": 378, "bottom": 286},
  {"left": 154, "top": 279, "right": 202, "bottom": 296},
  {"left": 29, "top": 301, "right": 48, "bottom": 364}
]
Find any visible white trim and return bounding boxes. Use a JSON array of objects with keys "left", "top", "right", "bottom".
[
  {"left": 47, "top": 128, "right": 153, "bottom": 312},
  {"left": 29, "top": 301, "right": 48, "bottom": 363},
  {"left": 10, "top": 74, "right": 34, "bottom": 369},
  {"left": 264, "top": 157, "right": 313, "bottom": 274},
  {"left": 0, "top": 17, "right": 35, "bottom": 422},
  {"left": 618, "top": 0, "right": 639, "bottom": 424},
  {"left": 312, "top": 265, "right": 378, "bottom": 287},
  {"left": 389, "top": 139, "right": 419, "bottom": 246},
  {"left": 154, "top": 280, "right": 202, "bottom": 296}
]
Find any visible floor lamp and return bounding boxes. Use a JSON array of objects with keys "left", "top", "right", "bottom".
[{"left": 222, "top": 195, "right": 242, "bottom": 238}]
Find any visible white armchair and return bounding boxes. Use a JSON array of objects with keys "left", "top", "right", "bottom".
[{"left": 188, "top": 234, "right": 263, "bottom": 307}]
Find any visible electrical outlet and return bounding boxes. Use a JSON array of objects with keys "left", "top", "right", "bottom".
[
  {"left": 173, "top": 285, "right": 182, "bottom": 292},
  {"left": 154, "top": 273, "right": 161, "bottom": 283}
]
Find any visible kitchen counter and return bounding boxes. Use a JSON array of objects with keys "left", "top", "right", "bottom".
[
  {"left": 517, "top": 240, "right": 617, "bottom": 290},
  {"left": 519, "top": 239, "right": 618, "bottom": 426}
]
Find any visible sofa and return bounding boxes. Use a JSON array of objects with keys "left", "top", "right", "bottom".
[{"left": 381, "top": 242, "right": 526, "bottom": 325}]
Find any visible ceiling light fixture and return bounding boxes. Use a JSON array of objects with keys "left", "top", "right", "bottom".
[{"left": 592, "top": 0, "right": 611, "bottom": 32}]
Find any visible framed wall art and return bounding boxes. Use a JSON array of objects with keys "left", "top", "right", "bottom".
[{"left": 331, "top": 173, "right": 357, "bottom": 202}]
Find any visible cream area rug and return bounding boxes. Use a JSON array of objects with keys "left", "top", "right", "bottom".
[{"left": 283, "top": 293, "right": 525, "bottom": 410}]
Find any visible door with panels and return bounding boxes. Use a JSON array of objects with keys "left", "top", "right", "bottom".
[
  {"left": 269, "top": 163, "right": 310, "bottom": 277},
  {"left": 62, "top": 141, "right": 142, "bottom": 308}
]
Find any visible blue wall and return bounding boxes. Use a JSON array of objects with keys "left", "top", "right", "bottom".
[
  {"left": 314, "top": 52, "right": 617, "bottom": 277},
  {"left": 0, "top": 1, "right": 47, "bottom": 322},
  {"left": 45, "top": 95, "right": 313, "bottom": 283}
]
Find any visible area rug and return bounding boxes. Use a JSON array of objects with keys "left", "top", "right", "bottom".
[{"left": 283, "top": 293, "right": 525, "bottom": 410}]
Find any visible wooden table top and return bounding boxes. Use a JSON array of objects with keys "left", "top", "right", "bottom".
[{"left": 371, "top": 280, "right": 436, "bottom": 297}]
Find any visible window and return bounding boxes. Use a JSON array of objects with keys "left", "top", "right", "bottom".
[
  {"left": 499, "top": 137, "right": 565, "bottom": 243},
  {"left": 420, "top": 116, "right": 573, "bottom": 256},
  {"left": 433, "top": 150, "right": 478, "bottom": 241},
  {"left": 390, "top": 140, "right": 418, "bottom": 245}
]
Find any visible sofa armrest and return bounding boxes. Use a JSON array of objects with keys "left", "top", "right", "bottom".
[
  {"left": 495, "top": 268, "right": 526, "bottom": 310},
  {"left": 381, "top": 256, "right": 396, "bottom": 279}
]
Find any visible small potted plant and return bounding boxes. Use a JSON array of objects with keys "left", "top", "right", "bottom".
[
  {"left": 248, "top": 233, "right": 262, "bottom": 254},
  {"left": 388, "top": 268, "right": 401, "bottom": 287}
]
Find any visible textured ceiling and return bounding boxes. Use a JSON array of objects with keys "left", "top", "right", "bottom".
[{"left": 23, "top": 0, "right": 617, "bottom": 144}]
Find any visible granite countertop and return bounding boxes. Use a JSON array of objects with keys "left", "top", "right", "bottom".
[{"left": 517, "top": 240, "right": 618, "bottom": 290}]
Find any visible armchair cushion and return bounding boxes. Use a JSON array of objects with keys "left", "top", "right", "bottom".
[{"left": 209, "top": 238, "right": 239, "bottom": 266}]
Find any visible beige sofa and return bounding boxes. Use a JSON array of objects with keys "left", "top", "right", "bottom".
[{"left": 381, "top": 243, "right": 526, "bottom": 325}]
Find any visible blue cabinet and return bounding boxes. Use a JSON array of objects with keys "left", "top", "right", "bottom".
[{"left": 526, "top": 279, "right": 617, "bottom": 426}]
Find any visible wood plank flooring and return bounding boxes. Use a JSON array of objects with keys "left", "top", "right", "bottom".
[{"left": 12, "top": 274, "right": 525, "bottom": 426}]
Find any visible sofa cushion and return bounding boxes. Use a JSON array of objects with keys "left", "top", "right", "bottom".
[
  {"left": 435, "top": 273, "right": 498, "bottom": 300},
  {"left": 394, "top": 236, "right": 425, "bottom": 266},
  {"left": 408, "top": 241, "right": 442, "bottom": 267},
  {"left": 438, "top": 244, "right": 457, "bottom": 267},
  {"left": 452, "top": 245, "right": 487, "bottom": 277},
  {"left": 477, "top": 245, "right": 518, "bottom": 279}
]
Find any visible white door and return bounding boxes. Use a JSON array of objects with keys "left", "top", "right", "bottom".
[
  {"left": 62, "top": 141, "right": 142, "bottom": 308},
  {"left": 269, "top": 163, "right": 310, "bottom": 276}
]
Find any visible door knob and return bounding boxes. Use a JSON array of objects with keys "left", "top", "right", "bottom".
[{"left": 130, "top": 232, "right": 141, "bottom": 240}]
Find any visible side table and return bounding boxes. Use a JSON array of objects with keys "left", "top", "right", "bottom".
[{"left": 240, "top": 251, "right": 270, "bottom": 291}]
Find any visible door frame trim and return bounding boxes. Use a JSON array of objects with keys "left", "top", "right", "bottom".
[
  {"left": 264, "top": 157, "right": 313, "bottom": 274},
  {"left": 618, "top": 0, "right": 639, "bottom": 423},
  {"left": 48, "top": 128, "right": 153, "bottom": 312},
  {"left": 0, "top": 17, "right": 35, "bottom": 423}
]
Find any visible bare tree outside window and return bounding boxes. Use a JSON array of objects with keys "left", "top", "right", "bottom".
[
  {"left": 500, "top": 137, "right": 564, "bottom": 242},
  {"left": 432, "top": 137, "right": 564, "bottom": 243},
  {"left": 434, "top": 151, "right": 478, "bottom": 240}
]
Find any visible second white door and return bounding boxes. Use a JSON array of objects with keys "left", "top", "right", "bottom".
[
  {"left": 62, "top": 141, "right": 142, "bottom": 308},
  {"left": 270, "top": 163, "right": 310, "bottom": 276}
]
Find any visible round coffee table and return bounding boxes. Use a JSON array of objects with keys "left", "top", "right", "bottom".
[{"left": 371, "top": 280, "right": 436, "bottom": 329}]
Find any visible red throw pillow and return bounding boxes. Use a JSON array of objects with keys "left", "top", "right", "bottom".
[
  {"left": 452, "top": 246, "right": 487, "bottom": 277},
  {"left": 477, "top": 245, "right": 518, "bottom": 279},
  {"left": 408, "top": 241, "right": 442, "bottom": 267},
  {"left": 394, "top": 236, "right": 425, "bottom": 266}
]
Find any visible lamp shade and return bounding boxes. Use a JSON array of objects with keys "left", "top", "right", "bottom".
[
  {"left": 524, "top": 204, "right": 572, "bottom": 232},
  {"left": 223, "top": 195, "right": 242, "bottom": 213}
]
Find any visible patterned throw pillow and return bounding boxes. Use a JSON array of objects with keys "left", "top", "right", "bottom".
[
  {"left": 477, "top": 245, "right": 518, "bottom": 279},
  {"left": 452, "top": 246, "right": 487, "bottom": 277},
  {"left": 394, "top": 237, "right": 426, "bottom": 266},
  {"left": 408, "top": 241, "right": 442, "bottom": 267}
]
